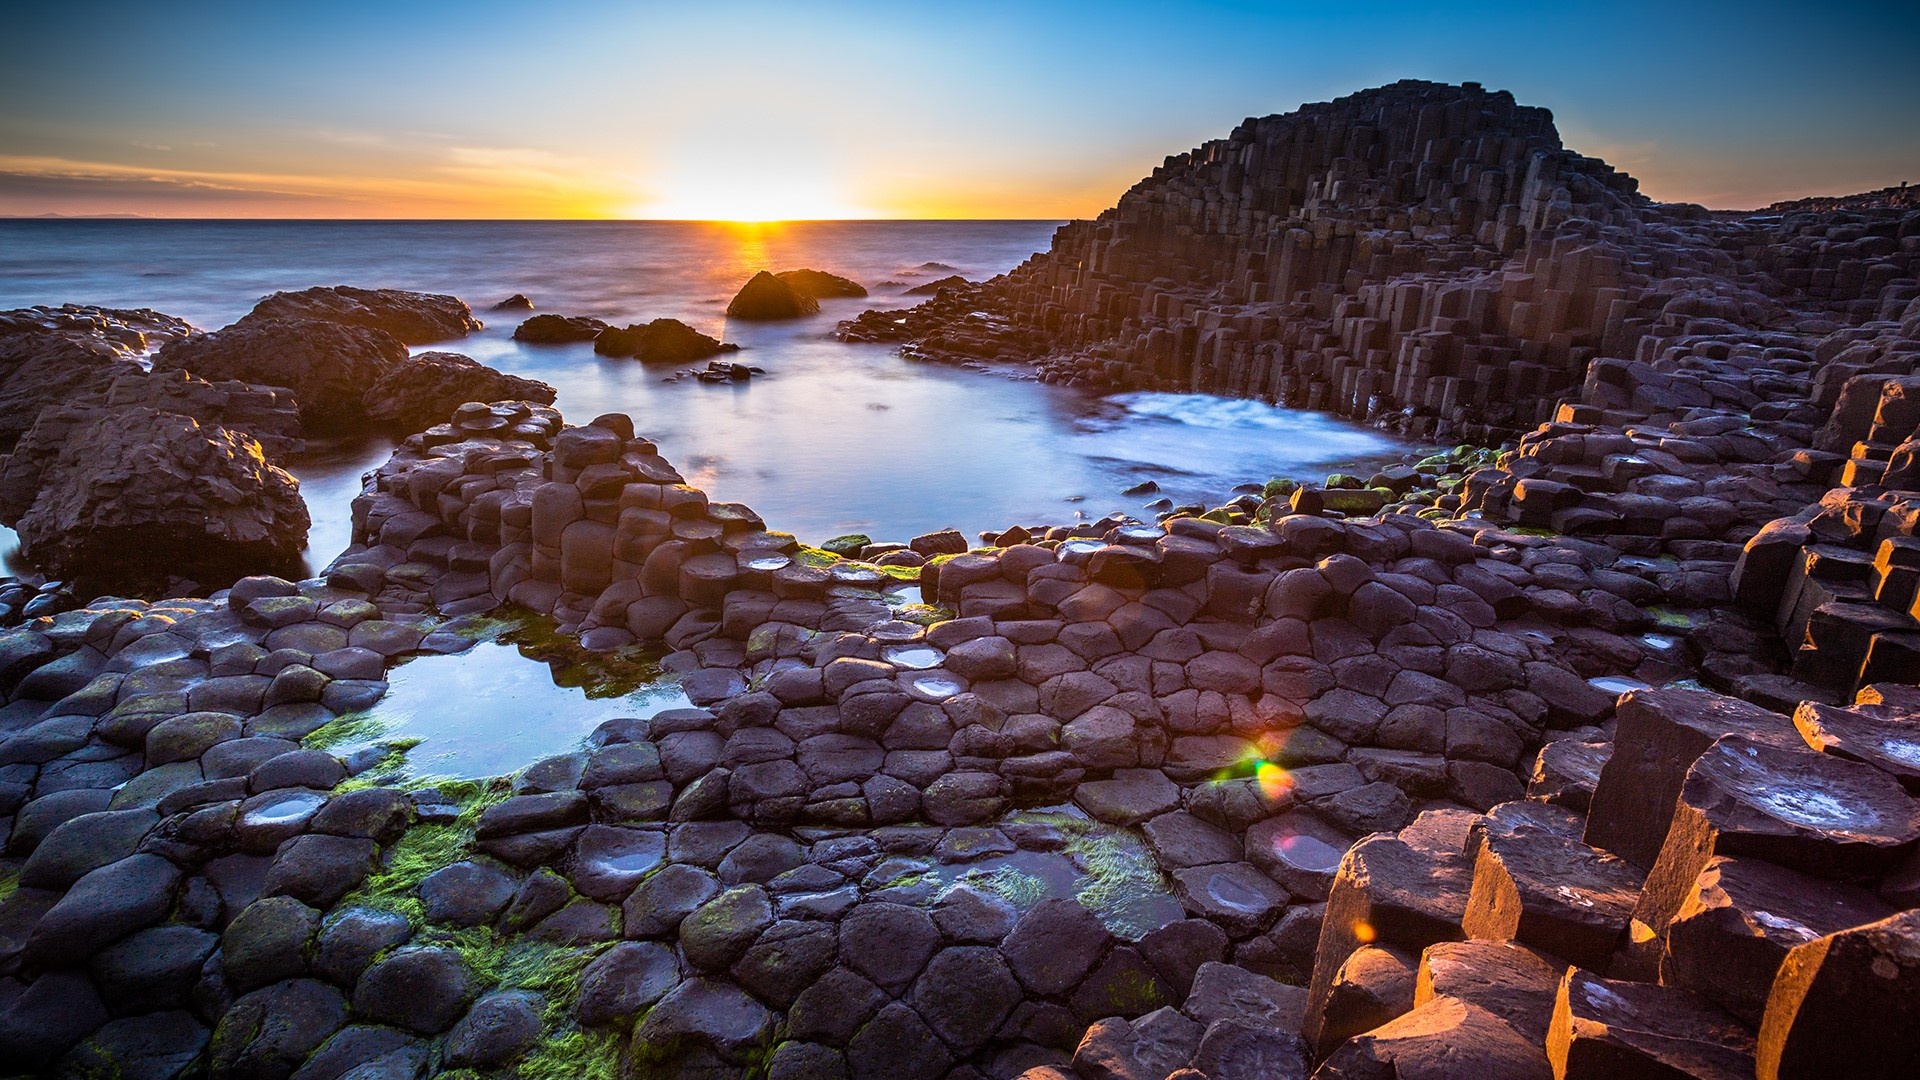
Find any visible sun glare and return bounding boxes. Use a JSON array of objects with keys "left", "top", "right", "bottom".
[{"left": 638, "top": 157, "right": 866, "bottom": 222}]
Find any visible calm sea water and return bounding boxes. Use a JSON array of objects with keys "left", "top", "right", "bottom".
[{"left": 0, "top": 220, "right": 1402, "bottom": 577}]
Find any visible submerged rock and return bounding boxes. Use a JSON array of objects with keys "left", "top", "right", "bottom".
[
  {"left": 490, "top": 293, "right": 535, "bottom": 312},
  {"left": 0, "top": 405, "right": 308, "bottom": 586},
  {"left": 363, "top": 351, "right": 556, "bottom": 435},
  {"left": 237, "top": 285, "right": 480, "bottom": 343},
  {"left": 725, "top": 271, "right": 820, "bottom": 320}
]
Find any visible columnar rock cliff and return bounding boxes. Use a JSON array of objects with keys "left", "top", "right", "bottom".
[{"left": 841, "top": 80, "right": 1920, "bottom": 444}]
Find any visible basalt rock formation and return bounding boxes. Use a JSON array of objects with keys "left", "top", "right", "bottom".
[
  {"left": 514, "top": 313, "right": 610, "bottom": 344},
  {"left": 0, "top": 405, "right": 308, "bottom": 586},
  {"left": 6, "top": 79, "right": 1920, "bottom": 1080},
  {"left": 777, "top": 268, "right": 869, "bottom": 299},
  {"left": 840, "top": 80, "right": 1919, "bottom": 448},
  {"left": 593, "top": 318, "right": 739, "bottom": 364},
  {"left": 362, "top": 351, "right": 557, "bottom": 434},
  {"left": 237, "top": 286, "right": 482, "bottom": 344},
  {"left": 154, "top": 317, "right": 554, "bottom": 440},
  {"left": 153, "top": 319, "right": 411, "bottom": 434},
  {"left": 0, "top": 378, "right": 1915, "bottom": 1076},
  {"left": 0, "top": 305, "right": 196, "bottom": 451}
]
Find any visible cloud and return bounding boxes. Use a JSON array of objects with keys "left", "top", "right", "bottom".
[{"left": 0, "top": 149, "right": 628, "bottom": 218}]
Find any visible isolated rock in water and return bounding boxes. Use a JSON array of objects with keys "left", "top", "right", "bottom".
[
  {"left": 775, "top": 269, "right": 868, "bottom": 299},
  {"left": 0, "top": 405, "right": 308, "bottom": 585},
  {"left": 490, "top": 294, "right": 534, "bottom": 311},
  {"left": 515, "top": 314, "right": 609, "bottom": 344},
  {"left": 725, "top": 271, "right": 820, "bottom": 319},
  {"left": 595, "top": 319, "right": 738, "bottom": 364},
  {"left": 363, "top": 352, "right": 557, "bottom": 434},
  {"left": 238, "top": 285, "right": 481, "bottom": 343},
  {"left": 153, "top": 319, "right": 409, "bottom": 433},
  {"left": 0, "top": 305, "right": 196, "bottom": 452},
  {"left": 904, "top": 274, "right": 972, "bottom": 296}
]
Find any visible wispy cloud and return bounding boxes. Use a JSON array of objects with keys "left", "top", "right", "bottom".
[{"left": 0, "top": 148, "right": 630, "bottom": 218}]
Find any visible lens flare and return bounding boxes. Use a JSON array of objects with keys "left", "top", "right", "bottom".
[{"left": 1255, "top": 760, "right": 1294, "bottom": 801}]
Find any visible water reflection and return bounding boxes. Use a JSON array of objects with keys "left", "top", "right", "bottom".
[{"left": 319, "top": 618, "right": 691, "bottom": 780}]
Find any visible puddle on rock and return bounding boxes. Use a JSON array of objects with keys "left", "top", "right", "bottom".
[
  {"left": 313, "top": 612, "right": 691, "bottom": 781},
  {"left": 1588, "top": 675, "right": 1652, "bottom": 695}
]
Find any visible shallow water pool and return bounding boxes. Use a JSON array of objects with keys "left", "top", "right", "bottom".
[{"left": 317, "top": 622, "right": 691, "bottom": 781}]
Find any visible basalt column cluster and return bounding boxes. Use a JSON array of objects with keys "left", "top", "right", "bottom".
[{"left": 839, "top": 80, "right": 1920, "bottom": 445}]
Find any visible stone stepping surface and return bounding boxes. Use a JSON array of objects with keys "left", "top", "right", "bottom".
[
  {"left": 1296, "top": 682, "right": 1920, "bottom": 1080},
  {"left": 0, "top": 333, "right": 1915, "bottom": 1080}
]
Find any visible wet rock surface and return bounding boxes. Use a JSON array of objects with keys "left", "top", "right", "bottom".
[
  {"left": 726, "top": 270, "right": 821, "bottom": 320},
  {"left": 236, "top": 286, "right": 481, "bottom": 344}
]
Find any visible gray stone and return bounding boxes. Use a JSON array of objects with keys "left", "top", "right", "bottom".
[
  {"left": 208, "top": 978, "right": 348, "bottom": 1080},
  {"left": 1002, "top": 897, "right": 1113, "bottom": 996},
  {"left": 444, "top": 989, "right": 543, "bottom": 1069},
  {"left": 622, "top": 862, "right": 720, "bottom": 938},
  {"left": 845, "top": 1001, "right": 953, "bottom": 1080},
  {"left": 90, "top": 924, "right": 219, "bottom": 1013},
  {"left": 24, "top": 852, "right": 181, "bottom": 965},
  {"left": 262, "top": 834, "right": 378, "bottom": 908},
  {"left": 223, "top": 894, "right": 321, "bottom": 991},
  {"left": 352, "top": 947, "right": 474, "bottom": 1034},
  {"left": 838, "top": 901, "right": 940, "bottom": 990},
  {"left": 312, "top": 907, "right": 413, "bottom": 987},
  {"left": 631, "top": 977, "right": 775, "bottom": 1065},
  {"left": 18, "top": 807, "right": 157, "bottom": 889},
  {"left": 577, "top": 940, "right": 679, "bottom": 1026},
  {"left": 418, "top": 860, "right": 516, "bottom": 927},
  {"left": 679, "top": 885, "right": 773, "bottom": 971}
]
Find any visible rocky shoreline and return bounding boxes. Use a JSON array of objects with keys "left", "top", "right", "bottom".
[{"left": 0, "top": 78, "right": 1917, "bottom": 1080}]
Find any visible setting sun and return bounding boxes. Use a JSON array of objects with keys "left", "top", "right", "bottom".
[{"left": 639, "top": 149, "right": 868, "bottom": 221}]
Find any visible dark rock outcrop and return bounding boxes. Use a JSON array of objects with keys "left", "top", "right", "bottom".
[
  {"left": 904, "top": 274, "right": 971, "bottom": 296},
  {"left": 153, "top": 319, "right": 409, "bottom": 433},
  {"left": 0, "top": 405, "right": 308, "bottom": 586},
  {"left": 841, "top": 79, "right": 1917, "bottom": 448},
  {"left": 237, "top": 286, "right": 480, "bottom": 343},
  {"left": 362, "top": 352, "right": 556, "bottom": 435},
  {"left": 0, "top": 305, "right": 195, "bottom": 452},
  {"left": 490, "top": 294, "right": 535, "bottom": 312},
  {"left": 514, "top": 314, "right": 609, "bottom": 344},
  {"left": 726, "top": 272, "right": 819, "bottom": 320},
  {"left": 594, "top": 319, "right": 738, "bottom": 364},
  {"left": 777, "top": 269, "right": 868, "bottom": 299}
]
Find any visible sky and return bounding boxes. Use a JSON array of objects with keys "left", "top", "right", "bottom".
[{"left": 2, "top": 0, "right": 1917, "bottom": 219}]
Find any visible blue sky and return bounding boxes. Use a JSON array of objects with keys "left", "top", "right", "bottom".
[{"left": 2, "top": 0, "right": 1915, "bottom": 216}]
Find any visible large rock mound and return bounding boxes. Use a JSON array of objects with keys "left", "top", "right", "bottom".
[
  {"left": 153, "top": 319, "right": 409, "bottom": 433},
  {"left": 0, "top": 305, "right": 196, "bottom": 452},
  {"left": 725, "top": 272, "right": 819, "bottom": 320},
  {"left": 237, "top": 286, "right": 481, "bottom": 343},
  {"left": 514, "top": 314, "right": 609, "bottom": 344},
  {"left": 776, "top": 269, "right": 867, "bottom": 299},
  {"left": 594, "top": 319, "right": 738, "bottom": 363},
  {"left": 0, "top": 405, "right": 308, "bottom": 587},
  {"left": 363, "top": 352, "right": 557, "bottom": 434}
]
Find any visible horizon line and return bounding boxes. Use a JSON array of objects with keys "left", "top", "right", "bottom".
[{"left": 0, "top": 215, "right": 1079, "bottom": 224}]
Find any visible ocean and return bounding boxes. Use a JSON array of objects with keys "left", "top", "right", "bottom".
[{"left": 0, "top": 219, "right": 1403, "bottom": 577}]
